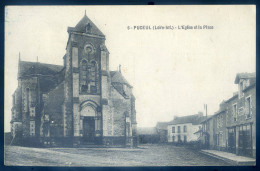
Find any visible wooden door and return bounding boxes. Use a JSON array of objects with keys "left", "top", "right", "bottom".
[{"left": 83, "top": 117, "right": 95, "bottom": 143}]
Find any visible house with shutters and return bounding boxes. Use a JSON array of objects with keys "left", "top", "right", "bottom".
[
  {"left": 10, "top": 13, "right": 137, "bottom": 147},
  {"left": 167, "top": 112, "right": 206, "bottom": 144}
]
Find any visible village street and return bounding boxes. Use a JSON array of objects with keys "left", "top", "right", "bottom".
[{"left": 4, "top": 144, "right": 231, "bottom": 166}]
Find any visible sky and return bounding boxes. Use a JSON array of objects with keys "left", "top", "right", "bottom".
[{"left": 4, "top": 6, "right": 256, "bottom": 132}]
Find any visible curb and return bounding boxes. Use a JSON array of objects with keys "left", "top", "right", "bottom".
[{"left": 199, "top": 150, "right": 256, "bottom": 166}]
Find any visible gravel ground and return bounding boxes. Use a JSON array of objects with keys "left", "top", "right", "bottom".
[{"left": 4, "top": 144, "right": 232, "bottom": 166}]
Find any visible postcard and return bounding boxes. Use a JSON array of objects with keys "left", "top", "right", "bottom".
[{"left": 4, "top": 5, "right": 256, "bottom": 166}]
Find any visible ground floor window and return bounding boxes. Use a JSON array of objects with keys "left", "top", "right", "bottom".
[
  {"left": 172, "top": 136, "right": 175, "bottom": 142},
  {"left": 238, "top": 124, "right": 252, "bottom": 157}
]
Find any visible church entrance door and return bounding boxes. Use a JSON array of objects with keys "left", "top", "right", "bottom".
[{"left": 83, "top": 117, "right": 95, "bottom": 143}]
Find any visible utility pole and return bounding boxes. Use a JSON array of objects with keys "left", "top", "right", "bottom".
[{"left": 204, "top": 104, "right": 208, "bottom": 118}]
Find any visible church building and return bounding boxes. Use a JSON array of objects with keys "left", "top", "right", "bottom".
[{"left": 10, "top": 13, "right": 137, "bottom": 147}]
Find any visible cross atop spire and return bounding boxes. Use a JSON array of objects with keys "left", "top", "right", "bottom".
[
  {"left": 19, "top": 52, "right": 21, "bottom": 61},
  {"left": 85, "top": 10, "right": 86, "bottom": 16}
]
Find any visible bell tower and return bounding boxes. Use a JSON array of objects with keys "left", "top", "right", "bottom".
[{"left": 64, "top": 12, "right": 110, "bottom": 143}]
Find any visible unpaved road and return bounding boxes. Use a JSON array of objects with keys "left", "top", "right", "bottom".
[{"left": 4, "top": 144, "right": 231, "bottom": 166}]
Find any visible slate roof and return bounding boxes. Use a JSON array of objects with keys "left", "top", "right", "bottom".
[
  {"left": 225, "top": 93, "right": 238, "bottom": 103},
  {"left": 214, "top": 109, "right": 226, "bottom": 115},
  {"left": 200, "top": 115, "right": 214, "bottom": 123},
  {"left": 156, "top": 122, "right": 169, "bottom": 130},
  {"left": 137, "top": 127, "right": 157, "bottom": 135},
  {"left": 110, "top": 71, "right": 132, "bottom": 87},
  {"left": 18, "top": 61, "right": 65, "bottom": 93},
  {"left": 193, "top": 116, "right": 208, "bottom": 125},
  {"left": 168, "top": 114, "right": 206, "bottom": 125},
  {"left": 19, "top": 61, "right": 64, "bottom": 78},
  {"left": 235, "top": 72, "right": 256, "bottom": 84},
  {"left": 68, "top": 14, "right": 105, "bottom": 37}
]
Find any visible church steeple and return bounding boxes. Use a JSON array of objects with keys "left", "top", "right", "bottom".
[{"left": 67, "top": 12, "right": 105, "bottom": 38}]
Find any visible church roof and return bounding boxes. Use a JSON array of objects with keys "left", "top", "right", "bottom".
[
  {"left": 110, "top": 71, "right": 132, "bottom": 88},
  {"left": 19, "top": 61, "right": 64, "bottom": 78},
  {"left": 19, "top": 61, "right": 64, "bottom": 93},
  {"left": 69, "top": 13, "right": 105, "bottom": 37}
]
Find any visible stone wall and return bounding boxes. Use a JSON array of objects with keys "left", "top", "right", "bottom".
[{"left": 20, "top": 77, "right": 38, "bottom": 137}]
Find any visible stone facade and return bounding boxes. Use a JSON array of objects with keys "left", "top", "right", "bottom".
[
  {"left": 201, "top": 73, "right": 256, "bottom": 158},
  {"left": 10, "top": 13, "right": 137, "bottom": 147}
]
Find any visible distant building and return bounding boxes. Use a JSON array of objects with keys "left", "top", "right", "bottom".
[
  {"left": 137, "top": 127, "right": 159, "bottom": 144},
  {"left": 201, "top": 72, "right": 256, "bottom": 158},
  {"left": 168, "top": 112, "right": 206, "bottom": 144},
  {"left": 156, "top": 122, "right": 168, "bottom": 143},
  {"left": 10, "top": 13, "right": 137, "bottom": 147}
]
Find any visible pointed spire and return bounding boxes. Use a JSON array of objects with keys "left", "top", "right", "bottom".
[
  {"left": 37, "top": 56, "right": 38, "bottom": 62},
  {"left": 119, "top": 64, "right": 121, "bottom": 73},
  {"left": 73, "top": 12, "right": 105, "bottom": 37}
]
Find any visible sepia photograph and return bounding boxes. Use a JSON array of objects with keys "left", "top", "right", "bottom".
[{"left": 4, "top": 5, "right": 256, "bottom": 166}]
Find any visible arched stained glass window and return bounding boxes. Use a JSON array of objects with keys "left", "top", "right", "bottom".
[
  {"left": 80, "top": 60, "right": 98, "bottom": 94},
  {"left": 89, "top": 61, "right": 97, "bottom": 93},
  {"left": 80, "top": 60, "right": 88, "bottom": 93}
]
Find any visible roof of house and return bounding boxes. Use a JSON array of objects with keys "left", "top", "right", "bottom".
[
  {"left": 69, "top": 14, "right": 105, "bottom": 37},
  {"left": 168, "top": 114, "right": 206, "bottom": 125},
  {"left": 235, "top": 72, "right": 256, "bottom": 84},
  {"left": 156, "top": 122, "right": 169, "bottom": 130},
  {"left": 200, "top": 115, "right": 214, "bottom": 123},
  {"left": 137, "top": 127, "right": 157, "bottom": 135},
  {"left": 225, "top": 93, "right": 238, "bottom": 103},
  {"left": 214, "top": 109, "right": 226, "bottom": 116}
]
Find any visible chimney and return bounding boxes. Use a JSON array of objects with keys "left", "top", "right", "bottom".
[
  {"left": 174, "top": 116, "right": 178, "bottom": 120},
  {"left": 119, "top": 64, "right": 121, "bottom": 73}
]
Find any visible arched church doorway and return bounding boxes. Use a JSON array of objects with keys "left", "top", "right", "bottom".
[{"left": 81, "top": 105, "right": 96, "bottom": 143}]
